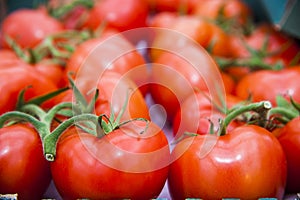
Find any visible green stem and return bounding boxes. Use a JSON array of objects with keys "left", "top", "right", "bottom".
[
  {"left": 219, "top": 101, "right": 272, "bottom": 136},
  {"left": 43, "top": 102, "right": 73, "bottom": 127},
  {"left": 268, "top": 107, "right": 299, "bottom": 121},
  {"left": 20, "top": 104, "right": 47, "bottom": 120},
  {"left": 48, "top": 0, "right": 94, "bottom": 19},
  {"left": 0, "top": 111, "right": 50, "bottom": 139},
  {"left": 216, "top": 56, "right": 283, "bottom": 71},
  {"left": 43, "top": 114, "right": 99, "bottom": 161}
]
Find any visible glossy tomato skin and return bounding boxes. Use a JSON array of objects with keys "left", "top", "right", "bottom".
[
  {"left": 168, "top": 125, "right": 287, "bottom": 200},
  {"left": 150, "top": 52, "right": 232, "bottom": 121},
  {"left": 230, "top": 23, "right": 300, "bottom": 67},
  {"left": 173, "top": 92, "right": 241, "bottom": 137},
  {"left": 278, "top": 116, "right": 300, "bottom": 193},
  {"left": 34, "top": 60, "right": 64, "bottom": 87},
  {"left": 63, "top": 30, "right": 149, "bottom": 95},
  {"left": 235, "top": 67, "right": 300, "bottom": 106},
  {"left": 0, "top": 8, "right": 63, "bottom": 48},
  {"left": 0, "top": 64, "right": 58, "bottom": 114},
  {"left": 84, "top": 0, "right": 149, "bottom": 32},
  {"left": 51, "top": 121, "right": 170, "bottom": 199},
  {"left": 191, "top": 0, "right": 251, "bottom": 26},
  {"left": 0, "top": 124, "right": 52, "bottom": 200}
]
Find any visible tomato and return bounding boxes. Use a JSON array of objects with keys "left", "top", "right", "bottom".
[
  {"left": 0, "top": 8, "right": 64, "bottom": 49},
  {"left": 63, "top": 30, "right": 149, "bottom": 95},
  {"left": 150, "top": 51, "right": 232, "bottom": 121},
  {"left": 173, "top": 91, "right": 242, "bottom": 137},
  {"left": 149, "top": 15, "right": 232, "bottom": 59},
  {"left": 58, "top": 71, "right": 150, "bottom": 121},
  {"left": 0, "top": 49, "right": 22, "bottom": 66},
  {"left": 0, "top": 124, "right": 51, "bottom": 200},
  {"left": 148, "top": 15, "right": 213, "bottom": 60},
  {"left": 50, "top": 120, "right": 170, "bottom": 199},
  {"left": 33, "top": 60, "right": 64, "bottom": 87},
  {"left": 230, "top": 24, "right": 300, "bottom": 66},
  {"left": 168, "top": 125, "right": 287, "bottom": 199},
  {"left": 208, "top": 23, "right": 233, "bottom": 57},
  {"left": 191, "top": 0, "right": 251, "bottom": 26},
  {"left": 84, "top": 0, "right": 149, "bottom": 32},
  {"left": 148, "top": 11, "right": 178, "bottom": 28},
  {"left": 235, "top": 67, "right": 300, "bottom": 106},
  {"left": 0, "top": 64, "right": 59, "bottom": 114},
  {"left": 0, "top": 49, "right": 64, "bottom": 87},
  {"left": 278, "top": 116, "right": 300, "bottom": 193}
]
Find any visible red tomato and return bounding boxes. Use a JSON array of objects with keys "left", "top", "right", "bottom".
[
  {"left": 63, "top": 30, "right": 149, "bottom": 95},
  {"left": 150, "top": 51, "right": 232, "bottom": 121},
  {"left": 230, "top": 23, "right": 300, "bottom": 66},
  {"left": 191, "top": 0, "right": 251, "bottom": 26},
  {"left": 50, "top": 120, "right": 170, "bottom": 199},
  {"left": 208, "top": 23, "right": 232, "bottom": 57},
  {"left": 84, "top": 0, "right": 149, "bottom": 32},
  {"left": 278, "top": 116, "right": 300, "bottom": 193},
  {"left": 149, "top": 15, "right": 232, "bottom": 59},
  {"left": 34, "top": 60, "right": 64, "bottom": 87},
  {"left": 0, "top": 64, "right": 59, "bottom": 114},
  {"left": 0, "top": 49, "right": 22, "bottom": 66},
  {"left": 0, "top": 8, "right": 64, "bottom": 49},
  {"left": 235, "top": 67, "right": 300, "bottom": 106},
  {"left": 148, "top": 11, "right": 178, "bottom": 28},
  {"left": 168, "top": 125, "right": 287, "bottom": 199},
  {"left": 173, "top": 91, "right": 242, "bottom": 136},
  {"left": 0, "top": 50, "right": 64, "bottom": 87},
  {"left": 0, "top": 124, "right": 51, "bottom": 200}
]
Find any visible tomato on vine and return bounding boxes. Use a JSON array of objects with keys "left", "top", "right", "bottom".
[{"left": 168, "top": 101, "right": 287, "bottom": 200}]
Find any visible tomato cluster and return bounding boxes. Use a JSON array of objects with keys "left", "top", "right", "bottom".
[{"left": 0, "top": 0, "right": 300, "bottom": 199}]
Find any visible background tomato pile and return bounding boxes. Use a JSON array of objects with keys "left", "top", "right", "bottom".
[{"left": 1, "top": 0, "right": 300, "bottom": 199}]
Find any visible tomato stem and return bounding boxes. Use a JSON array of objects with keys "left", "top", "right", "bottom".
[
  {"left": 216, "top": 56, "right": 283, "bottom": 71},
  {"left": 43, "top": 113, "right": 99, "bottom": 161},
  {"left": 219, "top": 101, "right": 272, "bottom": 136},
  {"left": 48, "top": 0, "right": 94, "bottom": 19}
]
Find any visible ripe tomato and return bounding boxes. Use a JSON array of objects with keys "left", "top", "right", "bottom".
[
  {"left": 173, "top": 91, "right": 242, "bottom": 137},
  {"left": 230, "top": 23, "right": 300, "bottom": 66},
  {"left": 149, "top": 15, "right": 232, "bottom": 58},
  {"left": 50, "top": 120, "right": 170, "bottom": 199},
  {"left": 0, "top": 49, "right": 22, "bottom": 66},
  {"left": 0, "top": 64, "right": 59, "bottom": 114},
  {"left": 235, "top": 67, "right": 300, "bottom": 106},
  {"left": 0, "top": 8, "right": 63, "bottom": 49},
  {"left": 191, "top": 0, "right": 251, "bottom": 26},
  {"left": 168, "top": 125, "right": 287, "bottom": 199},
  {"left": 150, "top": 51, "right": 232, "bottom": 121},
  {"left": 0, "top": 124, "right": 51, "bottom": 200},
  {"left": 148, "top": 11, "right": 178, "bottom": 28},
  {"left": 33, "top": 60, "right": 64, "bottom": 87},
  {"left": 84, "top": 0, "right": 149, "bottom": 32},
  {"left": 278, "top": 116, "right": 300, "bottom": 193},
  {"left": 63, "top": 30, "right": 149, "bottom": 95}
]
